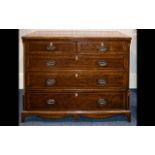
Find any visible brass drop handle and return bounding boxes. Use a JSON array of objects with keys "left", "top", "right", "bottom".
[
  {"left": 46, "top": 79, "right": 56, "bottom": 86},
  {"left": 97, "top": 42, "right": 107, "bottom": 52},
  {"left": 97, "top": 98, "right": 107, "bottom": 106},
  {"left": 47, "top": 99, "right": 55, "bottom": 105},
  {"left": 97, "top": 78, "right": 107, "bottom": 86},
  {"left": 98, "top": 60, "right": 108, "bottom": 67},
  {"left": 47, "top": 42, "right": 56, "bottom": 51},
  {"left": 46, "top": 60, "right": 56, "bottom": 66}
]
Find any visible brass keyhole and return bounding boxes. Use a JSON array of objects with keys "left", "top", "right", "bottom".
[
  {"left": 75, "top": 73, "right": 78, "bottom": 78},
  {"left": 49, "top": 42, "right": 53, "bottom": 46},
  {"left": 75, "top": 55, "right": 79, "bottom": 61},
  {"left": 75, "top": 93, "right": 78, "bottom": 97},
  {"left": 101, "top": 42, "right": 104, "bottom": 46}
]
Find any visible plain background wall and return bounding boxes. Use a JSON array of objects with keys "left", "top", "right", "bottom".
[{"left": 19, "top": 29, "right": 137, "bottom": 89}]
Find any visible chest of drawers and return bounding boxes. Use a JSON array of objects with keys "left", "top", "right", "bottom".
[{"left": 21, "top": 30, "right": 131, "bottom": 122}]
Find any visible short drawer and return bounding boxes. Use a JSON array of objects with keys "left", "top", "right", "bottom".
[
  {"left": 28, "top": 41, "right": 76, "bottom": 54},
  {"left": 78, "top": 41, "right": 129, "bottom": 54},
  {"left": 26, "top": 93, "right": 76, "bottom": 111},
  {"left": 25, "top": 92, "right": 126, "bottom": 111},
  {"left": 27, "top": 71, "right": 127, "bottom": 89},
  {"left": 27, "top": 55, "right": 126, "bottom": 71}
]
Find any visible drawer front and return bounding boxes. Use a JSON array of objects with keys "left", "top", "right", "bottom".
[
  {"left": 26, "top": 93, "right": 76, "bottom": 110},
  {"left": 75, "top": 92, "right": 126, "bottom": 110},
  {"left": 26, "top": 92, "right": 126, "bottom": 111},
  {"left": 27, "top": 55, "right": 126, "bottom": 71},
  {"left": 28, "top": 41, "right": 76, "bottom": 54},
  {"left": 27, "top": 71, "right": 126, "bottom": 89},
  {"left": 78, "top": 41, "right": 128, "bottom": 54}
]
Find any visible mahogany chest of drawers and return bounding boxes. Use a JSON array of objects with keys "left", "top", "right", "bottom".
[{"left": 21, "top": 30, "right": 131, "bottom": 122}]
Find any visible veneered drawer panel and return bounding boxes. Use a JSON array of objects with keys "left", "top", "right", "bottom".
[
  {"left": 75, "top": 92, "right": 126, "bottom": 110},
  {"left": 25, "top": 92, "right": 126, "bottom": 111},
  {"left": 27, "top": 55, "right": 126, "bottom": 71},
  {"left": 28, "top": 41, "right": 76, "bottom": 54},
  {"left": 27, "top": 71, "right": 126, "bottom": 89},
  {"left": 26, "top": 93, "right": 76, "bottom": 111},
  {"left": 78, "top": 41, "right": 128, "bottom": 54}
]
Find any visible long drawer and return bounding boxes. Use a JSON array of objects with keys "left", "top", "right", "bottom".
[
  {"left": 25, "top": 92, "right": 126, "bottom": 111},
  {"left": 27, "top": 55, "right": 127, "bottom": 71},
  {"left": 27, "top": 71, "right": 127, "bottom": 89}
]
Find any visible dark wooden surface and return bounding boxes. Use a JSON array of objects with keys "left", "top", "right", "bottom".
[
  {"left": 25, "top": 92, "right": 126, "bottom": 111},
  {"left": 27, "top": 55, "right": 127, "bottom": 70},
  {"left": 77, "top": 40, "right": 129, "bottom": 54},
  {"left": 28, "top": 41, "right": 76, "bottom": 53},
  {"left": 27, "top": 70, "right": 127, "bottom": 89},
  {"left": 22, "top": 30, "right": 131, "bottom": 122}
]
